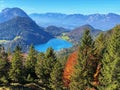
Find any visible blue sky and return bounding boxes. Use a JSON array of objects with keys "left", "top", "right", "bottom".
[{"left": 0, "top": 0, "right": 120, "bottom": 14}]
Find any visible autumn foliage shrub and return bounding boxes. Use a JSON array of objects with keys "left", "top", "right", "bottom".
[{"left": 63, "top": 51, "right": 78, "bottom": 87}]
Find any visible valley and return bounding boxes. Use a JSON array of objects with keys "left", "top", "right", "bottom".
[{"left": 0, "top": 7, "right": 104, "bottom": 52}]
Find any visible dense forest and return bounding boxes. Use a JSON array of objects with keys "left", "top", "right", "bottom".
[{"left": 0, "top": 25, "right": 120, "bottom": 90}]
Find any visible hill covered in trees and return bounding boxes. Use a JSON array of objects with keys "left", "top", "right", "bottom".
[
  {"left": 0, "top": 8, "right": 53, "bottom": 51},
  {"left": 45, "top": 26, "right": 69, "bottom": 37},
  {"left": 66, "top": 24, "right": 102, "bottom": 43},
  {"left": 0, "top": 16, "right": 53, "bottom": 51}
]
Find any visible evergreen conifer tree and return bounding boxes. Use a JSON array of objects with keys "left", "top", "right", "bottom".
[
  {"left": 70, "top": 30, "right": 95, "bottom": 90},
  {"left": 50, "top": 61, "right": 64, "bottom": 90},
  {"left": 9, "top": 46, "right": 24, "bottom": 83},
  {"left": 0, "top": 45, "right": 9, "bottom": 84},
  {"left": 99, "top": 25, "right": 120, "bottom": 90},
  {"left": 35, "top": 47, "right": 58, "bottom": 89},
  {"left": 25, "top": 45, "right": 37, "bottom": 81}
]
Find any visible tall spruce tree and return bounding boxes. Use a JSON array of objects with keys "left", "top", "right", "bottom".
[
  {"left": 50, "top": 61, "right": 64, "bottom": 90},
  {"left": 94, "top": 33, "right": 106, "bottom": 59},
  {"left": 35, "top": 52, "right": 45, "bottom": 83},
  {"left": 35, "top": 47, "right": 57, "bottom": 89},
  {"left": 99, "top": 25, "right": 120, "bottom": 90},
  {"left": 0, "top": 45, "right": 9, "bottom": 84},
  {"left": 25, "top": 45, "right": 37, "bottom": 81},
  {"left": 9, "top": 46, "right": 24, "bottom": 83},
  {"left": 70, "top": 30, "right": 95, "bottom": 90}
]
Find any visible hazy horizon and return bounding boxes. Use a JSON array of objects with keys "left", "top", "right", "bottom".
[
  {"left": 0, "top": 0, "right": 120, "bottom": 15},
  {"left": 0, "top": 7, "right": 120, "bottom": 16}
]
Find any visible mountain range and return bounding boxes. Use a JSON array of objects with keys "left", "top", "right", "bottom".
[
  {"left": 30, "top": 13, "right": 120, "bottom": 30},
  {"left": 0, "top": 7, "right": 117, "bottom": 52}
]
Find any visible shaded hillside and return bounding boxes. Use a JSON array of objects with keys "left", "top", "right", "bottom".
[
  {"left": 45, "top": 26, "right": 69, "bottom": 37},
  {"left": 67, "top": 24, "right": 102, "bottom": 43},
  {"left": 0, "top": 16, "right": 53, "bottom": 51}
]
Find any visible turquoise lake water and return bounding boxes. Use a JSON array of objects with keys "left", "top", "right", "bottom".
[{"left": 35, "top": 38, "right": 73, "bottom": 52}]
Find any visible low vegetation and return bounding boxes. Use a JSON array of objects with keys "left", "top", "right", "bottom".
[
  {"left": 0, "top": 40, "right": 9, "bottom": 44},
  {"left": 61, "top": 33, "right": 70, "bottom": 41},
  {"left": 13, "top": 36, "right": 21, "bottom": 41}
]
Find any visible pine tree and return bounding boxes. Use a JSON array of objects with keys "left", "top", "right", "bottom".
[
  {"left": 99, "top": 25, "right": 120, "bottom": 89},
  {"left": 94, "top": 33, "right": 106, "bottom": 58},
  {"left": 35, "top": 47, "right": 57, "bottom": 89},
  {"left": 35, "top": 52, "right": 45, "bottom": 82},
  {"left": 93, "top": 33, "right": 106, "bottom": 85},
  {"left": 50, "top": 61, "right": 64, "bottom": 90},
  {"left": 25, "top": 45, "right": 37, "bottom": 81},
  {"left": 45, "top": 47, "right": 56, "bottom": 62},
  {"left": 70, "top": 29, "right": 95, "bottom": 90},
  {"left": 0, "top": 45, "right": 9, "bottom": 84},
  {"left": 9, "top": 46, "right": 24, "bottom": 83},
  {"left": 35, "top": 52, "right": 45, "bottom": 76}
]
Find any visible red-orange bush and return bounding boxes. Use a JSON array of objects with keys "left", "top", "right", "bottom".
[{"left": 63, "top": 51, "right": 78, "bottom": 87}]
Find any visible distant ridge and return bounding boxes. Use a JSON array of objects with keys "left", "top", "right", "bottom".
[{"left": 30, "top": 13, "right": 120, "bottom": 30}]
